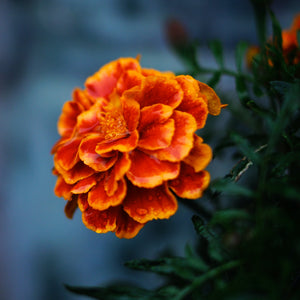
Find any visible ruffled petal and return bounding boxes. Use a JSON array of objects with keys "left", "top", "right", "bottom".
[
  {"left": 123, "top": 182, "right": 178, "bottom": 223},
  {"left": 116, "top": 70, "right": 143, "bottom": 95},
  {"left": 176, "top": 75, "right": 209, "bottom": 129},
  {"left": 85, "top": 58, "right": 140, "bottom": 99},
  {"left": 138, "top": 119, "right": 175, "bottom": 150},
  {"left": 183, "top": 135, "right": 212, "bottom": 172},
  {"left": 145, "top": 110, "right": 197, "bottom": 162},
  {"left": 95, "top": 130, "right": 139, "bottom": 155},
  {"left": 64, "top": 195, "right": 78, "bottom": 219},
  {"left": 115, "top": 210, "right": 144, "bottom": 239},
  {"left": 54, "top": 176, "right": 73, "bottom": 200},
  {"left": 141, "top": 69, "right": 175, "bottom": 78},
  {"left": 88, "top": 177, "right": 126, "bottom": 211},
  {"left": 123, "top": 76, "right": 183, "bottom": 109},
  {"left": 72, "top": 175, "right": 97, "bottom": 194},
  {"left": 104, "top": 153, "right": 131, "bottom": 196},
  {"left": 127, "top": 150, "right": 180, "bottom": 188},
  {"left": 58, "top": 101, "right": 83, "bottom": 137},
  {"left": 55, "top": 161, "right": 94, "bottom": 184},
  {"left": 121, "top": 97, "right": 140, "bottom": 131},
  {"left": 169, "top": 163, "right": 210, "bottom": 199},
  {"left": 79, "top": 134, "right": 118, "bottom": 171},
  {"left": 73, "top": 88, "right": 94, "bottom": 110},
  {"left": 198, "top": 82, "right": 222, "bottom": 116},
  {"left": 55, "top": 138, "right": 81, "bottom": 171}
]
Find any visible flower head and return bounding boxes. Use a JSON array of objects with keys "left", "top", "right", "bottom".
[{"left": 52, "top": 57, "right": 222, "bottom": 238}]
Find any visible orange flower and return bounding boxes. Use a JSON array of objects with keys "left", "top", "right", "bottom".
[
  {"left": 52, "top": 57, "right": 223, "bottom": 238},
  {"left": 246, "top": 13, "right": 300, "bottom": 67}
]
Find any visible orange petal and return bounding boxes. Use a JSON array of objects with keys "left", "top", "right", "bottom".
[
  {"left": 198, "top": 82, "right": 222, "bottom": 116},
  {"left": 55, "top": 138, "right": 81, "bottom": 171},
  {"left": 138, "top": 119, "right": 175, "bottom": 150},
  {"left": 88, "top": 177, "right": 126, "bottom": 211},
  {"left": 176, "top": 75, "right": 209, "bottom": 129},
  {"left": 291, "top": 13, "right": 300, "bottom": 32},
  {"left": 95, "top": 130, "right": 139, "bottom": 155},
  {"left": 115, "top": 210, "right": 144, "bottom": 239},
  {"left": 64, "top": 195, "right": 78, "bottom": 219},
  {"left": 81, "top": 205, "right": 119, "bottom": 234},
  {"left": 116, "top": 70, "right": 143, "bottom": 95},
  {"left": 73, "top": 88, "right": 94, "bottom": 110},
  {"left": 121, "top": 97, "right": 140, "bottom": 131},
  {"left": 55, "top": 161, "right": 95, "bottom": 184},
  {"left": 123, "top": 182, "right": 178, "bottom": 223},
  {"left": 141, "top": 68, "right": 175, "bottom": 78},
  {"left": 72, "top": 175, "right": 97, "bottom": 194},
  {"left": 169, "top": 163, "right": 210, "bottom": 199},
  {"left": 123, "top": 76, "right": 183, "bottom": 109},
  {"left": 126, "top": 150, "right": 180, "bottom": 188},
  {"left": 79, "top": 134, "right": 118, "bottom": 171},
  {"left": 104, "top": 153, "right": 131, "bottom": 196},
  {"left": 138, "top": 103, "right": 174, "bottom": 130},
  {"left": 58, "top": 100, "right": 83, "bottom": 137},
  {"left": 85, "top": 58, "right": 141, "bottom": 99},
  {"left": 183, "top": 135, "right": 212, "bottom": 172},
  {"left": 54, "top": 176, "right": 73, "bottom": 200},
  {"left": 145, "top": 110, "right": 196, "bottom": 162}
]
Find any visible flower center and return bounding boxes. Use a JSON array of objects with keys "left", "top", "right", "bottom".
[{"left": 98, "top": 93, "right": 128, "bottom": 141}]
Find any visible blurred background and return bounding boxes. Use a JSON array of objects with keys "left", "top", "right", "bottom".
[{"left": 0, "top": 0, "right": 298, "bottom": 299}]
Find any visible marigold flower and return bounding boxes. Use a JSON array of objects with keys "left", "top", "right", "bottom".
[
  {"left": 52, "top": 57, "right": 223, "bottom": 238},
  {"left": 246, "top": 13, "right": 300, "bottom": 67}
]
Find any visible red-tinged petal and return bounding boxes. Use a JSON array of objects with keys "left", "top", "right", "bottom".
[
  {"left": 123, "top": 76, "right": 183, "bottom": 109},
  {"left": 82, "top": 206, "right": 119, "bottom": 234},
  {"left": 55, "top": 161, "right": 94, "bottom": 184},
  {"left": 169, "top": 163, "right": 210, "bottom": 199},
  {"left": 79, "top": 134, "right": 118, "bottom": 171},
  {"left": 138, "top": 119, "right": 175, "bottom": 150},
  {"left": 176, "top": 75, "right": 209, "bottom": 129},
  {"left": 145, "top": 110, "right": 197, "bottom": 162},
  {"left": 104, "top": 153, "right": 131, "bottom": 196},
  {"left": 183, "top": 135, "right": 212, "bottom": 172},
  {"left": 54, "top": 176, "right": 73, "bottom": 200},
  {"left": 198, "top": 82, "right": 222, "bottom": 116},
  {"left": 116, "top": 70, "right": 143, "bottom": 95},
  {"left": 138, "top": 104, "right": 173, "bottom": 131},
  {"left": 127, "top": 150, "right": 180, "bottom": 188},
  {"left": 123, "top": 182, "right": 178, "bottom": 223},
  {"left": 121, "top": 97, "right": 140, "bottom": 131},
  {"left": 88, "top": 178, "right": 126, "bottom": 211},
  {"left": 85, "top": 58, "right": 141, "bottom": 99},
  {"left": 58, "top": 100, "right": 83, "bottom": 137},
  {"left": 141, "top": 68, "right": 175, "bottom": 78},
  {"left": 115, "top": 210, "right": 144, "bottom": 239},
  {"left": 78, "top": 193, "right": 89, "bottom": 211},
  {"left": 64, "top": 195, "right": 78, "bottom": 219},
  {"left": 71, "top": 175, "right": 97, "bottom": 194},
  {"left": 51, "top": 137, "right": 69, "bottom": 154},
  {"left": 55, "top": 138, "right": 81, "bottom": 171},
  {"left": 76, "top": 100, "right": 107, "bottom": 135},
  {"left": 95, "top": 130, "right": 138, "bottom": 155},
  {"left": 73, "top": 88, "right": 94, "bottom": 110},
  {"left": 291, "top": 14, "right": 300, "bottom": 32}
]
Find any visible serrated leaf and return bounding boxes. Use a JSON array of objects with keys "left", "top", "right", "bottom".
[
  {"left": 210, "top": 209, "right": 252, "bottom": 226},
  {"left": 211, "top": 178, "right": 254, "bottom": 198},
  {"left": 235, "top": 41, "right": 249, "bottom": 72},
  {"left": 209, "top": 40, "right": 224, "bottom": 67}
]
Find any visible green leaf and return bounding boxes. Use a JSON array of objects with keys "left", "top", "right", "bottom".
[
  {"left": 297, "top": 30, "right": 300, "bottom": 49},
  {"left": 210, "top": 209, "right": 252, "bottom": 226},
  {"left": 269, "top": 9, "right": 282, "bottom": 51},
  {"left": 211, "top": 178, "right": 254, "bottom": 198},
  {"left": 209, "top": 40, "right": 224, "bottom": 67},
  {"left": 270, "top": 80, "right": 292, "bottom": 96},
  {"left": 235, "top": 76, "right": 250, "bottom": 106},
  {"left": 207, "top": 71, "right": 221, "bottom": 88},
  {"left": 235, "top": 41, "right": 249, "bottom": 72},
  {"left": 125, "top": 256, "right": 207, "bottom": 281}
]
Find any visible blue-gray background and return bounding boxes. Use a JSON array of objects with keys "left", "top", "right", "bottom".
[{"left": 0, "top": 1, "right": 298, "bottom": 299}]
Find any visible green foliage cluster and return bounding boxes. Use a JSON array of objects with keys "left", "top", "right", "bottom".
[{"left": 66, "top": 0, "right": 300, "bottom": 299}]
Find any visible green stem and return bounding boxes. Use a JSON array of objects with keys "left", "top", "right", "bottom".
[{"left": 176, "top": 260, "right": 240, "bottom": 299}]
